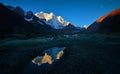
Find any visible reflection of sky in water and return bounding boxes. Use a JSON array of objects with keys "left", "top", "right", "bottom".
[{"left": 32, "top": 47, "right": 65, "bottom": 66}]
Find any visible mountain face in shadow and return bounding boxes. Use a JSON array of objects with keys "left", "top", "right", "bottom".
[
  {"left": 87, "top": 8, "right": 120, "bottom": 33},
  {"left": 56, "top": 23, "right": 80, "bottom": 34},
  {"left": 63, "top": 23, "right": 78, "bottom": 30},
  {"left": 0, "top": 3, "right": 55, "bottom": 36},
  {"left": 0, "top": 3, "right": 35, "bottom": 34}
]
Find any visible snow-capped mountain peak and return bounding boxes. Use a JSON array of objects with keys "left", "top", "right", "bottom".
[
  {"left": 35, "top": 12, "right": 54, "bottom": 21},
  {"left": 35, "top": 12, "right": 70, "bottom": 29},
  {"left": 83, "top": 25, "right": 88, "bottom": 29},
  {"left": 35, "top": 11, "right": 45, "bottom": 19},
  {"left": 45, "top": 12, "right": 54, "bottom": 21},
  {"left": 57, "top": 16, "right": 63, "bottom": 23}
]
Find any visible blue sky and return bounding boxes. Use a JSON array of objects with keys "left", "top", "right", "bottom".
[{"left": 0, "top": 0, "right": 120, "bottom": 27}]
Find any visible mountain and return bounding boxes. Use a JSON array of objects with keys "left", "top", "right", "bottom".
[
  {"left": 87, "top": 8, "right": 120, "bottom": 33},
  {"left": 83, "top": 25, "right": 88, "bottom": 30},
  {"left": 0, "top": 3, "right": 55, "bottom": 36},
  {"left": 7, "top": 5, "right": 56, "bottom": 35},
  {"left": 63, "top": 23, "right": 79, "bottom": 31},
  {"left": 7, "top": 6, "right": 29, "bottom": 18},
  {"left": 56, "top": 23, "right": 80, "bottom": 34},
  {"left": 0, "top": 3, "right": 35, "bottom": 34},
  {"left": 5, "top": 4, "right": 81, "bottom": 35},
  {"left": 7, "top": 6, "right": 49, "bottom": 25},
  {"left": 35, "top": 12, "right": 70, "bottom": 29}
]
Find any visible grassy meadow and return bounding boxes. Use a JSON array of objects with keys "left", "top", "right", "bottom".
[{"left": 0, "top": 34, "right": 120, "bottom": 74}]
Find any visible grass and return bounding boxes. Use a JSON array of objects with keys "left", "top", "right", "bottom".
[
  {"left": 0, "top": 37, "right": 54, "bottom": 50},
  {"left": 0, "top": 34, "right": 120, "bottom": 74},
  {"left": 46, "top": 34, "right": 120, "bottom": 74}
]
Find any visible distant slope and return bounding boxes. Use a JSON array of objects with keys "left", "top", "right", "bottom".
[
  {"left": 63, "top": 23, "right": 79, "bottom": 33},
  {"left": 87, "top": 8, "right": 120, "bottom": 33},
  {"left": 56, "top": 23, "right": 80, "bottom": 34}
]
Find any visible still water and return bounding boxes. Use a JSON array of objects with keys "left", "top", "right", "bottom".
[{"left": 22, "top": 47, "right": 66, "bottom": 74}]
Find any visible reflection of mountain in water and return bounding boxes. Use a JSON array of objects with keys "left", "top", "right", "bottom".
[
  {"left": 32, "top": 53, "right": 52, "bottom": 65},
  {"left": 32, "top": 47, "right": 65, "bottom": 66}
]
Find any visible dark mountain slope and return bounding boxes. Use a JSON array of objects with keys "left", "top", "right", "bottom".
[
  {"left": 0, "top": 3, "right": 38, "bottom": 34},
  {"left": 56, "top": 23, "right": 80, "bottom": 34},
  {"left": 87, "top": 8, "right": 120, "bottom": 33}
]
